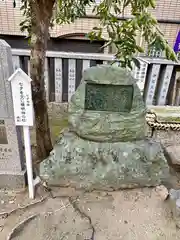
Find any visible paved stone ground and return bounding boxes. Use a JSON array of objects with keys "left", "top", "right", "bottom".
[{"left": 0, "top": 186, "right": 180, "bottom": 240}]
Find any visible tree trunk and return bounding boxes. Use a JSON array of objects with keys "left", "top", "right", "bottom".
[{"left": 29, "top": 0, "right": 55, "bottom": 163}]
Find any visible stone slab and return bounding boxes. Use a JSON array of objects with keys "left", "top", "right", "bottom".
[
  {"left": 147, "top": 106, "right": 180, "bottom": 123},
  {"left": 163, "top": 145, "right": 180, "bottom": 173},
  {"left": 40, "top": 131, "right": 169, "bottom": 191},
  {"left": 165, "top": 145, "right": 180, "bottom": 165},
  {"left": 145, "top": 106, "right": 180, "bottom": 145},
  {"left": 0, "top": 39, "right": 25, "bottom": 189},
  {"left": 0, "top": 119, "right": 25, "bottom": 172},
  {"left": 155, "top": 130, "right": 180, "bottom": 147},
  {"left": 0, "top": 170, "right": 26, "bottom": 189},
  {"left": 169, "top": 189, "right": 180, "bottom": 228}
]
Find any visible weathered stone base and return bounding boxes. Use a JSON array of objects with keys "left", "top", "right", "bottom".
[
  {"left": 169, "top": 189, "right": 180, "bottom": 228},
  {"left": 154, "top": 130, "right": 180, "bottom": 147},
  {"left": 0, "top": 170, "right": 26, "bottom": 189},
  {"left": 40, "top": 131, "right": 170, "bottom": 191}
]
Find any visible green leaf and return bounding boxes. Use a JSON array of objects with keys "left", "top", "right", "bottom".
[
  {"left": 19, "top": 0, "right": 176, "bottom": 70},
  {"left": 149, "top": 0, "right": 156, "bottom": 8},
  {"left": 136, "top": 45, "right": 144, "bottom": 53},
  {"left": 93, "top": 27, "right": 101, "bottom": 30},
  {"left": 20, "top": 5, "right": 25, "bottom": 10}
]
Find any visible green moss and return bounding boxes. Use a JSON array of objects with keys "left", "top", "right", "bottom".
[
  {"left": 149, "top": 106, "right": 180, "bottom": 114},
  {"left": 51, "top": 119, "right": 68, "bottom": 142},
  {"left": 148, "top": 106, "right": 180, "bottom": 123},
  {"left": 158, "top": 117, "right": 180, "bottom": 123}
]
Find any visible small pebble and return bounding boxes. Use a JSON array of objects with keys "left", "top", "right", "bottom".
[
  {"left": 9, "top": 200, "right": 14, "bottom": 204},
  {"left": 1, "top": 200, "right": 4, "bottom": 204},
  {"left": 155, "top": 185, "right": 169, "bottom": 201},
  {"left": 99, "top": 192, "right": 108, "bottom": 197}
]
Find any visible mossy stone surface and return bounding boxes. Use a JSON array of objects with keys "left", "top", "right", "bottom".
[
  {"left": 41, "top": 131, "right": 169, "bottom": 190},
  {"left": 68, "top": 65, "right": 146, "bottom": 142},
  {"left": 148, "top": 106, "right": 180, "bottom": 123},
  {"left": 40, "top": 66, "right": 169, "bottom": 190}
]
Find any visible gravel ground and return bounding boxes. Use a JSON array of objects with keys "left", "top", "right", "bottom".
[{"left": 0, "top": 186, "right": 180, "bottom": 240}]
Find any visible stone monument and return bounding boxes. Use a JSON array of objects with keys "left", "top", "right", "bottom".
[
  {"left": 41, "top": 65, "right": 169, "bottom": 190},
  {"left": 0, "top": 40, "right": 25, "bottom": 189}
]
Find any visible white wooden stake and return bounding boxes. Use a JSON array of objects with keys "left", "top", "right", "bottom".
[
  {"left": 23, "top": 126, "right": 34, "bottom": 199},
  {"left": 8, "top": 68, "right": 34, "bottom": 199}
]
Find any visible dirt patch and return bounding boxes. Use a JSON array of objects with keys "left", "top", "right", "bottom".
[{"left": 0, "top": 187, "right": 180, "bottom": 240}]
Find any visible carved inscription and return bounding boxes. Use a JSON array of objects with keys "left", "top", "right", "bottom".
[{"left": 85, "top": 83, "right": 133, "bottom": 112}]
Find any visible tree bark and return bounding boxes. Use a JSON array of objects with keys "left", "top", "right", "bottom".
[{"left": 29, "top": 0, "right": 55, "bottom": 163}]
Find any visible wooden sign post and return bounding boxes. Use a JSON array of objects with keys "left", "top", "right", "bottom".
[{"left": 8, "top": 68, "right": 34, "bottom": 199}]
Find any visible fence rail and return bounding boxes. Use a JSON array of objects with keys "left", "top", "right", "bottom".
[
  {"left": 12, "top": 49, "right": 115, "bottom": 102},
  {"left": 11, "top": 48, "right": 180, "bottom": 106}
]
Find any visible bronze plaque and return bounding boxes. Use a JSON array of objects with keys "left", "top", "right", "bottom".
[
  {"left": 0, "top": 120, "right": 8, "bottom": 144},
  {"left": 84, "top": 83, "right": 133, "bottom": 112}
]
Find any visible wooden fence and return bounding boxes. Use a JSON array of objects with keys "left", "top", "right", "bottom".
[{"left": 11, "top": 49, "right": 180, "bottom": 106}]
